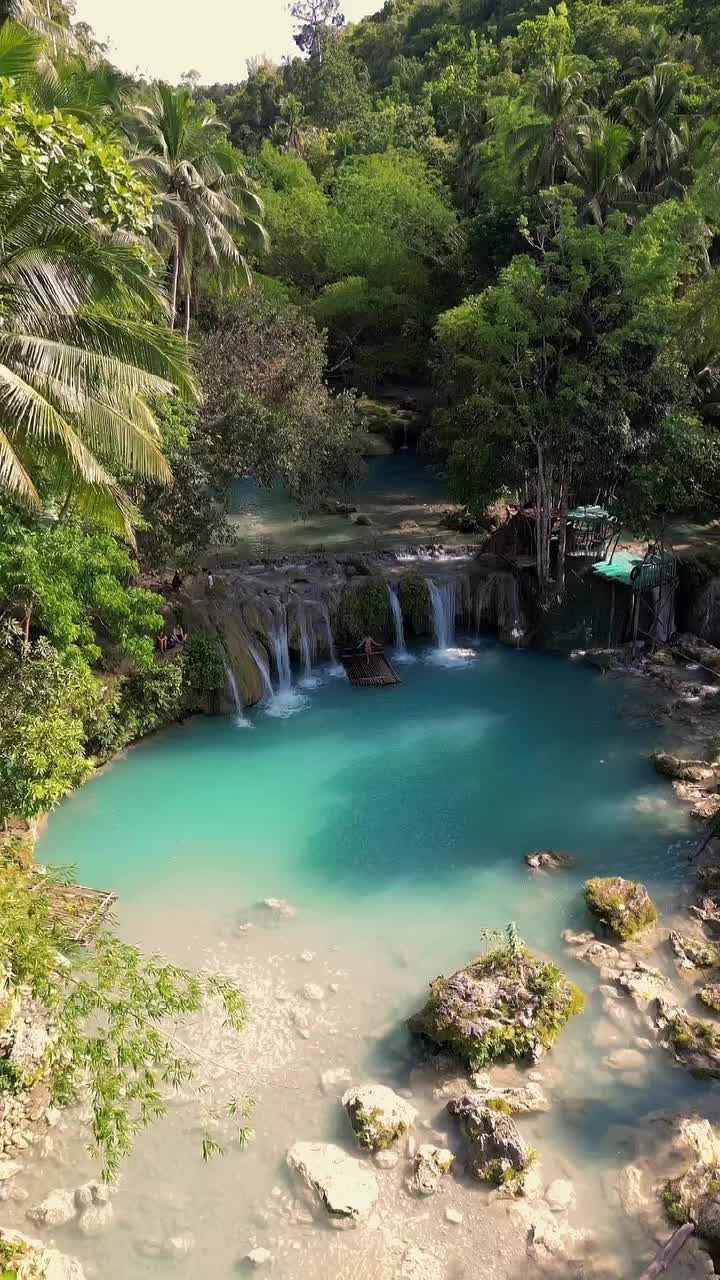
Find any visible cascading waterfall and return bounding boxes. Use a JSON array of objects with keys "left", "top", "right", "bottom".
[
  {"left": 428, "top": 578, "right": 457, "bottom": 650},
  {"left": 298, "top": 604, "right": 316, "bottom": 680},
  {"left": 248, "top": 642, "right": 274, "bottom": 702},
  {"left": 224, "top": 665, "right": 250, "bottom": 727},
  {"left": 320, "top": 604, "right": 341, "bottom": 671},
  {"left": 269, "top": 607, "right": 292, "bottom": 692},
  {"left": 387, "top": 583, "right": 407, "bottom": 653}
]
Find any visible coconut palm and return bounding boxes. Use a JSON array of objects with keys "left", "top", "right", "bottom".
[
  {"left": 0, "top": 0, "right": 75, "bottom": 51},
  {"left": 509, "top": 55, "right": 594, "bottom": 189},
  {"left": 31, "top": 52, "right": 133, "bottom": 126},
  {"left": 568, "top": 121, "right": 638, "bottom": 225},
  {"left": 623, "top": 70, "right": 689, "bottom": 191},
  {"left": 0, "top": 166, "right": 195, "bottom": 540},
  {"left": 128, "top": 83, "right": 267, "bottom": 338}
]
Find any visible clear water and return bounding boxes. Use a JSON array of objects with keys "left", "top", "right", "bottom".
[
  {"left": 226, "top": 453, "right": 453, "bottom": 557},
  {"left": 31, "top": 644, "right": 711, "bottom": 1278}
]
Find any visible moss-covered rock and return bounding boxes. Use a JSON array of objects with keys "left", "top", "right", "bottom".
[
  {"left": 652, "top": 752, "right": 716, "bottom": 783},
  {"left": 342, "top": 1083, "right": 417, "bottom": 1150},
  {"left": 668, "top": 1010, "right": 720, "bottom": 1078},
  {"left": 699, "top": 984, "right": 720, "bottom": 1013},
  {"left": 447, "top": 1094, "right": 531, "bottom": 1186},
  {"left": 699, "top": 866, "right": 720, "bottom": 890},
  {"left": 399, "top": 573, "right": 431, "bottom": 636},
  {"left": 584, "top": 877, "right": 658, "bottom": 940},
  {"left": 336, "top": 577, "right": 393, "bottom": 645},
  {"left": 408, "top": 944, "right": 584, "bottom": 1070},
  {"left": 664, "top": 1163, "right": 720, "bottom": 1251},
  {"left": 669, "top": 931, "right": 717, "bottom": 970}
]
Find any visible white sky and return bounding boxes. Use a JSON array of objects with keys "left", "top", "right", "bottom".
[{"left": 72, "top": 0, "right": 380, "bottom": 84}]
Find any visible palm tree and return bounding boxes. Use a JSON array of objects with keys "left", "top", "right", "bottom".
[
  {"left": 623, "top": 70, "right": 689, "bottom": 192},
  {"left": 0, "top": 0, "right": 75, "bottom": 52},
  {"left": 568, "top": 121, "right": 638, "bottom": 225},
  {"left": 509, "top": 55, "right": 594, "bottom": 188},
  {"left": 0, "top": 166, "right": 195, "bottom": 541},
  {"left": 128, "top": 83, "right": 267, "bottom": 339},
  {"left": 31, "top": 52, "right": 133, "bottom": 126}
]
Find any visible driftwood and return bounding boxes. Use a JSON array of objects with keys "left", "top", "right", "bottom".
[{"left": 638, "top": 1222, "right": 695, "bottom": 1280}]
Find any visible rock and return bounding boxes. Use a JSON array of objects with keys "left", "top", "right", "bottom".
[
  {"left": 9, "top": 1013, "right": 51, "bottom": 1071},
  {"left": 545, "top": 1179, "right": 576, "bottom": 1213},
  {"left": 374, "top": 1149, "right": 400, "bottom": 1169},
  {"left": 669, "top": 930, "right": 717, "bottom": 970},
  {"left": 26, "top": 1084, "right": 51, "bottom": 1123},
  {"left": 259, "top": 897, "right": 296, "bottom": 920},
  {"left": 0, "top": 1229, "right": 87, "bottom": 1280},
  {"left": 26, "top": 1189, "right": 77, "bottom": 1228},
  {"left": 652, "top": 752, "right": 716, "bottom": 783},
  {"left": 525, "top": 850, "right": 574, "bottom": 870},
  {"left": 352, "top": 513, "right": 372, "bottom": 526},
  {"left": 665, "top": 1008, "right": 720, "bottom": 1078},
  {"left": 165, "top": 1235, "right": 195, "bottom": 1259},
  {"left": 286, "top": 1141, "right": 379, "bottom": 1222},
  {"left": 302, "top": 983, "right": 324, "bottom": 1002},
  {"left": 468, "top": 1083, "right": 550, "bottom": 1114},
  {"left": 343, "top": 1083, "right": 417, "bottom": 1150},
  {"left": 614, "top": 961, "right": 667, "bottom": 1006},
  {"left": 409, "top": 945, "right": 584, "bottom": 1069},
  {"left": 447, "top": 1094, "right": 530, "bottom": 1185},
  {"left": 568, "top": 939, "right": 620, "bottom": 968},
  {"left": 616, "top": 1164, "right": 650, "bottom": 1218},
  {"left": 73, "top": 1182, "right": 110, "bottom": 1211},
  {"left": 584, "top": 877, "right": 658, "bottom": 940},
  {"left": 243, "top": 1248, "right": 273, "bottom": 1268},
  {"left": 406, "top": 1145, "right": 454, "bottom": 1196},
  {"left": 76, "top": 1202, "right": 113, "bottom": 1235},
  {"left": 665, "top": 1163, "right": 720, "bottom": 1244},
  {"left": 519, "top": 1202, "right": 591, "bottom": 1271},
  {"left": 699, "top": 984, "right": 720, "bottom": 1012},
  {"left": 0, "top": 1159, "right": 22, "bottom": 1182},
  {"left": 319, "top": 1067, "right": 352, "bottom": 1096},
  {"left": 445, "top": 1208, "right": 463, "bottom": 1224},
  {"left": 690, "top": 897, "right": 720, "bottom": 932},
  {"left": 320, "top": 500, "right": 356, "bottom": 516},
  {"left": 397, "top": 1245, "right": 444, "bottom": 1280},
  {"left": 605, "top": 1048, "right": 646, "bottom": 1071},
  {"left": 675, "top": 1119, "right": 720, "bottom": 1166},
  {"left": 298, "top": 950, "right": 315, "bottom": 963}
]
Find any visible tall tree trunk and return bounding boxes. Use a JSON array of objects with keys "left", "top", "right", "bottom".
[
  {"left": 184, "top": 288, "right": 191, "bottom": 342},
  {"left": 170, "top": 241, "right": 180, "bottom": 330},
  {"left": 556, "top": 468, "right": 569, "bottom": 594}
]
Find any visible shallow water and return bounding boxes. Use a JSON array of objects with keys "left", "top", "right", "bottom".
[
  {"left": 31, "top": 644, "right": 714, "bottom": 1278},
  {"left": 226, "top": 453, "right": 454, "bottom": 557}
]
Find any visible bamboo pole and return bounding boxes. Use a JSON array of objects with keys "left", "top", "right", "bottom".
[{"left": 637, "top": 1222, "right": 695, "bottom": 1280}]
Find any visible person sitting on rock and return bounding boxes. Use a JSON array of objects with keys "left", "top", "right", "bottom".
[{"left": 172, "top": 623, "right": 187, "bottom": 645}]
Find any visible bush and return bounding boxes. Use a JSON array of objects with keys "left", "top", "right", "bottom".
[
  {"left": 399, "top": 573, "right": 431, "bottom": 635},
  {"left": 184, "top": 633, "right": 225, "bottom": 698},
  {"left": 336, "top": 577, "right": 393, "bottom": 644}
]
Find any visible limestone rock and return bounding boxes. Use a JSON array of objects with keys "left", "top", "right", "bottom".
[
  {"left": 447, "top": 1094, "right": 530, "bottom": 1184},
  {"left": 0, "top": 1229, "right": 86, "bottom": 1280},
  {"left": 0, "top": 1160, "right": 22, "bottom": 1182},
  {"left": 669, "top": 931, "right": 717, "bottom": 970},
  {"left": 690, "top": 897, "right": 720, "bottom": 933},
  {"left": 468, "top": 1083, "right": 550, "bottom": 1114},
  {"left": 614, "top": 961, "right": 667, "bottom": 1006},
  {"left": 319, "top": 1067, "right": 352, "bottom": 1096},
  {"left": 584, "top": 877, "right": 658, "bottom": 940},
  {"left": 545, "top": 1179, "right": 576, "bottom": 1213},
  {"left": 259, "top": 897, "right": 296, "bottom": 921},
  {"left": 605, "top": 1048, "right": 646, "bottom": 1071},
  {"left": 675, "top": 1119, "right": 720, "bottom": 1166},
  {"left": 525, "top": 850, "right": 574, "bottom": 870},
  {"left": 76, "top": 1202, "right": 113, "bottom": 1235},
  {"left": 26, "top": 1189, "right": 76, "bottom": 1228},
  {"left": 406, "top": 1144, "right": 454, "bottom": 1196},
  {"left": 652, "top": 752, "right": 716, "bottom": 783},
  {"left": 302, "top": 983, "right": 324, "bottom": 1002},
  {"left": 343, "top": 1083, "right": 417, "bottom": 1150},
  {"left": 445, "top": 1207, "right": 463, "bottom": 1224},
  {"left": 665, "top": 1163, "right": 720, "bottom": 1243},
  {"left": 409, "top": 945, "right": 583, "bottom": 1070},
  {"left": 615, "top": 1164, "right": 650, "bottom": 1218},
  {"left": 665, "top": 1008, "right": 720, "bottom": 1078},
  {"left": 165, "top": 1234, "right": 195, "bottom": 1259},
  {"left": 73, "top": 1182, "right": 110, "bottom": 1211},
  {"left": 374, "top": 1149, "right": 399, "bottom": 1169},
  {"left": 519, "top": 1202, "right": 591, "bottom": 1271},
  {"left": 699, "top": 984, "right": 720, "bottom": 1013},
  {"left": 286, "top": 1141, "right": 379, "bottom": 1222},
  {"left": 243, "top": 1248, "right": 273, "bottom": 1268}
]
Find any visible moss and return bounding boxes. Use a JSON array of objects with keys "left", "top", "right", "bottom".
[
  {"left": 352, "top": 1105, "right": 409, "bottom": 1150},
  {"left": 336, "top": 577, "right": 393, "bottom": 645},
  {"left": 486, "top": 1097, "right": 513, "bottom": 1115},
  {"left": 584, "top": 876, "right": 658, "bottom": 940},
  {"left": 663, "top": 1179, "right": 687, "bottom": 1225},
  {"left": 699, "top": 866, "right": 720, "bottom": 889},
  {"left": 0, "top": 1239, "right": 28, "bottom": 1275},
  {"left": 399, "top": 573, "right": 432, "bottom": 636},
  {"left": 0, "top": 1059, "right": 23, "bottom": 1094}
]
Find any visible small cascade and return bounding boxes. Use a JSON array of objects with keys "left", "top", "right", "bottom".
[
  {"left": 269, "top": 607, "right": 292, "bottom": 693},
  {"left": 428, "top": 578, "right": 457, "bottom": 650},
  {"left": 320, "top": 604, "right": 342, "bottom": 675},
  {"left": 225, "top": 665, "right": 250, "bottom": 727},
  {"left": 387, "top": 583, "right": 406, "bottom": 653},
  {"left": 248, "top": 642, "right": 274, "bottom": 702},
  {"left": 298, "top": 604, "right": 316, "bottom": 680}
]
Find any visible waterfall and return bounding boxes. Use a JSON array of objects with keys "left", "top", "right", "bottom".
[
  {"left": 269, "top": 607, "right": 292, "bottom": 692},
  {"left": 428, "top": 578, "right": 457, "bottom": 650},
  {"left": 387, "top": 583, "right": 406, "bottom": 653},
  {"left": 225, "top": 665, "right": 250, "bottom": 727},
  {"left": 320, "top": 604, "right": 339, "bottom": 667},
  {"left": 298, "top": 604, "right": 316, "bottom": 680}
]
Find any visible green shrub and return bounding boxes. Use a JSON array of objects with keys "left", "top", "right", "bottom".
[
  {"left": 184, "top": 633, "right": 225, "bottom": 698},
  {"left": 336, "top": 577, "right": 393, "bottom": 644},
  {"left": 399, "top": 573, "right": 431, "bottom": 635}
]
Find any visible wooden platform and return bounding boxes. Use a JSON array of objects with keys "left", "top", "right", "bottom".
[
  {"left": 341, "top": 652, "right": 401, "bottom": 687},
  {"left": 31, "top": 880, "right": 118, "bottom": 943}
]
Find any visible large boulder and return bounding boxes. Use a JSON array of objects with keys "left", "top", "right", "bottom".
[
  {"left": 26, "top": 1189, "right": 76, "bottom": 1228},
  {"left": 286, "top": 1142, "right": 379, "bottom": 1223},
  {"left": 669, "top": 931, "right": 717, "bottom": 970},
  {"left": 665, "top": 1163, "right": 720, "bottom": 1246},
  {"left": 652, "top": 752, "right": 716, "bottom": 783},
  {"left": 525, "top": 850, "right": 574, "bottom": 870},
  {"left": 447, "top": 1094, "right": 530, "bottom": 1185},
  {"left": 584, "top": 877, "right": 658, "bottom": 940},
  {"left": 342, "top": 1083, "right": 417, "bottom": 1151},
  {"left": 467, "top": 1083, "right": 550, "bottom": 1114},
  {"left": 409, "top": 943, "right": 584, "bottom": 1070},
  {"left": 665, "top": 1009, "right": 720, "bottom": 1078}
]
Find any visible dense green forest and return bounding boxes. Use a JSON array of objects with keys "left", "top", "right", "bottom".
[{"left": 3, "top": 0, "right": 720, "bottom": 818}]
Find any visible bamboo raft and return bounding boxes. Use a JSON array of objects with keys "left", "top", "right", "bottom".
[
  {"left": 31, "top": 879, "right": 118, "bottom": 943},
  {"left": 340, "top": 650, "right": 401, "bottom": 687}
]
